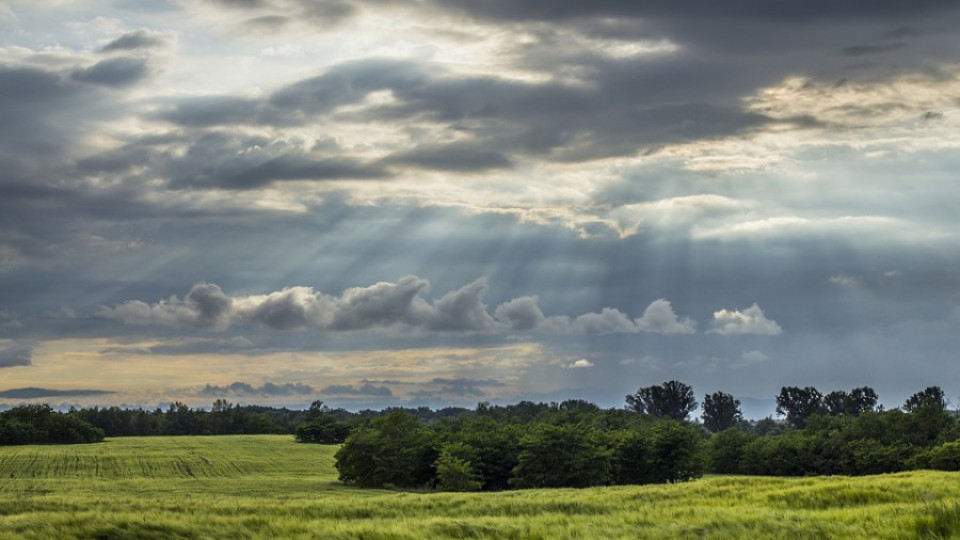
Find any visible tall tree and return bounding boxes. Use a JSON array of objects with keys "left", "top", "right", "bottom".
[
  {"left": 904, "top": 386, "right": 947, "bottom": 412},
  {"left": 775, "top": 386, "right": 824, "bottom": 428},
  {"left": 702, "top": 391, "right": 743, "bottom": 432},
  {"left": 824, "top": 387, "right": 878, "bottom": 416},
  {"left": 626, "top": 380, "right": 697, "bottom": 421}
]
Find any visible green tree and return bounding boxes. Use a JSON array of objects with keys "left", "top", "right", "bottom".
[
  {"left": 510, "top": 423, "right": 611, "bottom": 488},
  {"left": 702, "top": 391, "right": 742, "bottom": 432},
  {"left": 824, "top": 387, "right": 878, "bottom": 416},
  {"left": 648, "top": 420, "right": 705, "bottom": 483},
  {"left": 776, "top": 386, "right": 824, "bottom": 428},
  {"left": 296, "top": 415, "right": 351, "bottom": 444},
  {"left": 904, "top": 386, "right": 947, "bottom": 412},
  {"left": 334, "top": 410, "right": 436, "bottom": 488},
  {"left": 610, "top": 429, "right": 655, "bottom": 484},
  {"left": 454, "top": 418, "right": 521, "bottom": 490},
  {"left": 435, "top": 442, "right": 482, "bottom": 492},
  {"left": 707, "top": 428, "right": 755, "bottom": 474},
  {"left": 626, "top": 380, "right": 697, "bottom": 421}
]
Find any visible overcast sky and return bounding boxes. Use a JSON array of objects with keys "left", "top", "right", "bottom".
[{"left": 1, "top": 0, "right": 959, "bottom": 415}]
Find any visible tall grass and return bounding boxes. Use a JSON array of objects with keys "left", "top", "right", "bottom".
[{"left": 1, "top": 436, "right": 958, "bottom": 539}]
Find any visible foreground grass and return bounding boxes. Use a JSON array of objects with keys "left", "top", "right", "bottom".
[{"left": 2, "top": 436, "right": 960, "bottom": 539}]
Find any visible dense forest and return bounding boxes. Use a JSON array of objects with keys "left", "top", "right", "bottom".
[
  {"left": 328, "top": 382, "right": 960, "bottom": 491},
  {"left": 3, "top": 382, "right": 960, "bottom": 492}
]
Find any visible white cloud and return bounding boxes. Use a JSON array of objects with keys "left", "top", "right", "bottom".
[
  {"left": 566, "top": 358, "right": 594, "bottom": 369},
  {"left": 634, "top": 299, "right": 697, "bottom": 334},
  {"left": 829, "top": 274, "right": 861, "bottom": 287},
  {"left": 708, "top": 303, "right": 782, "bottom": 335}
]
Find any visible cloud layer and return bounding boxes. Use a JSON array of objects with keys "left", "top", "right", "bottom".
[
  {"left": 0, "top": 0, "right": 958, "bottom": 409},
  {"left": 98, "top": 277, "right": 712, "bottom": 336}
]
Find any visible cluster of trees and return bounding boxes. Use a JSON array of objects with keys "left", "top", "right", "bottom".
[
  {"left": 72, "top": 400, "right": 307, "bottom": 437},
  {"left": 334, "top": 403, "right": 704, "bottom": 491},
  {"left": 0, "top": 405, "right": 104, "bottom": 445},
  {"left": 328, "top": 380, "right": 960, "bottom": 491},
  {"left": 707, "top": 385, "right": 958, "bottom": 476}
]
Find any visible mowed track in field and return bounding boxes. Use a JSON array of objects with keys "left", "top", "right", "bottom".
[{"left": 2, "top": 436, "right": 960, "bottom": 540}]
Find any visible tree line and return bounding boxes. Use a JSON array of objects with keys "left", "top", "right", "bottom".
[
  {"left": 5, "top": 381, "right": 960, "bottom": 486},
  {"left": 327, "top": 381, "right": 960, "bottom": 491},
  {"left": 0, "top": 399, "right": 471, "bottom": 445}
]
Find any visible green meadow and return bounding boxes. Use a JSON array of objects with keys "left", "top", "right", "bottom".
[{"left": 2, "top": 435, "right": 960, "bottom": 540}]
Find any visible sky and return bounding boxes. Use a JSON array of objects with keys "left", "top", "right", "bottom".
[{"left": 1, "top": 0, "right": 959, "bottom": 416}]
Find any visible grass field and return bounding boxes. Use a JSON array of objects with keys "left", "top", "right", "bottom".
[{"left": 2, "top": 436, "right": 960, "bottom": 540}]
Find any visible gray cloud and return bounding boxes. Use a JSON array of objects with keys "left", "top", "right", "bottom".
[
  {"left": 428, "top": 0, "right": 956, "bottom": 23},
  {"left": 101, "top": 30, "right": 171, "bottom": 52},
  {"left": 0, "top": 387, "right": 114, "bottom": 399},
  {"left": 71, "top": 57, "right": 151, "bottom": 88},
  {"left": 494, "top": 296, "right": 546, "bottom": 330},
  {"left": 96, "top": 276, "right": 703, "bottom": 336},
  {"left": 385, "top": 142, "right": 513, "bottom": 172},
  {"left": 321, "top": 383, "right": 393, "bottom": 397},
  {"left": 428, "top": 378, "right": 506, "bottom": 387},
  {"left": 635, "top": 300, "right": 699, "bottom": 334},
  {"left": 101, "top": 337, "right": 255, "bottom": 356},
  {"left": 97, "top": 282, "right": 233, "bottom": 329},
  {"left": 199, "top": 381, "right": 313, "bottom": 396},
  {"left": 0, "top": 343, "right": 32, "bottom": 368},
  {"left": 840, "top": 42, "right": 908, "bottom": 56},
  {"left": 421, "top": 377, "right": 506, "bottom": 397}
]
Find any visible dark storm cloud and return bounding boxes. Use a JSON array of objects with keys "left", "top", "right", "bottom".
[
  {"left": 0, "top": 343, "right": 32, "bottom": 368},
  {"left": 0, "top": 65, "right": 99, "bottom": 153},
  {"left": 112, "top": 130, "right": 391, "bottom": 189},
  {"left": 155, "top": 59, "right": 428, "bottom": 128},
  {"left": 385, "top": 142, "right": 513, "bottom": 172},
  {"left": 840, "top": 42, "right": 908, "bottom": 56},
  {"left": 428, "top": 0, "right": 956, "bottom": 23},
  {"left": 100, "top": 30, "right": 170, "bottom": 52},
  {"left": 70, "top": 57, "right": 151, "bottom": 88},
  {"left": 156, "top": 57, "right": 772, "bottom": 168},
  {"left": 215, "top": 156, "right": 389, "bottom": 189},
  {"left": 198, "top": 381, "right": 313, "bottom": 396},
  {"left": 321, "top": 383, "right": 393, "bottom": 397},
  {"left": 0, "top": 387, "right": 114, "bottom": 399}
]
